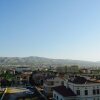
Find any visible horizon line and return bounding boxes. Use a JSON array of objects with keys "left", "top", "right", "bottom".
[{"left": 0, "top": 56, "right": 99, "bottom": 62}]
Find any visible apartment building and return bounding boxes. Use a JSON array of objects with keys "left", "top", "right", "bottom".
[
  {"left": 15, "top": 66, "right": 32, "bottom": 73},
  {"left": 56, "top": 65, "right": 79, "bottom": 74},
  {"left": 43, "top": 76, "right": 65, "bottom": 97},
  {"left": 53, "top": 76, "right": 100, "bottom": 100}
]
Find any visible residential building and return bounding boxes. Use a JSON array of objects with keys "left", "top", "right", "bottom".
[
  {"left": 43, "top": 76, "right": 65, "bottom": 97},
  {"left": 56, "top": 66, "right": 66, "bottom": 73},
  {"left": 15, "top": 72, "right": 31, "bottom": 85},
  {"left": 67, "top": 65, "right": 79, "bottom": 74},
  {"left": 56, "top": 65, "right": 79, "bottom": 74},
  {"left": 53, "top": 86, "right": 76, "bottom": 100},
  {"left": 15, "top": 66, "right": 32, "bottom": 73},
  {"left": 53, "top": 76, "right": 100, "bottom": 100}
]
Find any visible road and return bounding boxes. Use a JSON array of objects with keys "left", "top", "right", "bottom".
[{"left": 3, "top": 87, "right": 32, "bottom": 100}]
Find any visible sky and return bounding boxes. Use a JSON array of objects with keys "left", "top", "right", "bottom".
[{"left": 0, "top": 0, "right": 100, "bottom": 61}]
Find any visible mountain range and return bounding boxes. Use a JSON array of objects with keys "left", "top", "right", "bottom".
[{"left": 0, "top": 56, "right": 100, "bottom": 68}]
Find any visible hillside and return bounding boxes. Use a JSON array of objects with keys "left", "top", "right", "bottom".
[{"left": 0, "top": 56, "right": 100, "bottom": 68}]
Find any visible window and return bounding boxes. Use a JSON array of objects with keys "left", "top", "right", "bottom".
[
  {"left": 54, "top": 94, "right": 56, "bottom": 98},
  {"left": 57, "top": 96, "right": 58, "bottom": 100},
  {"left": 97, "top": 97, "right": 100, "bottom": 100},
  {"left": 84, "top": 90, "right": 88, "bottom": 95},
  {"left": 51, "top": 87, "right": 53, "bottom": 91},
  {"left": 76, "top": 90, "right": 80, "bottom": 95},
  {"left": 93, "top": 89, "right": 96, "bottom": 95},
  {"left": 61, "top": 81, "right": 64, "bottom": 85},
  {"left": 48, "top": 81, "right": 54, "bottom": 85},
  {"left": 97, "top": 89, "right": 99, "bottom": 94}
]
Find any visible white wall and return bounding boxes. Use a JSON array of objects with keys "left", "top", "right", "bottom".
[
  {"left": 15, "top": 67, "right": 31, "bottom": 72},
  {"left": 68, "top": 82, "right": 100, "bottom": 97},
  {"left": 53, "top": 90, "right": 100, "bottom": 100},
  {"left": 44, "top": 77, "right": 64, "bottom": 95},
  {"left": 53, "top": 90, "right": 65, "bottom": 100}
]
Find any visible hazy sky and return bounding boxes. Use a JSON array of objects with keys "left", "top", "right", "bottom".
[{"left": 0, "top": 0, "right": 100, "bottom": 61}]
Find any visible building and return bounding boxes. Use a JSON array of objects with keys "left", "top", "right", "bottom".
[
  {"left": 56, "top": 65, "right": 79, "bottom": 74},
  {"left": 80, "top": 68, "right": 91, "bottom": 74},
  {"left": 43, "top": 76, "right": 65, "bottom": 97},
  {"left": 56, "top": 66, "right": 66, "bottom": 73},
  {"left": 15, "top": 72, "right": 31, "bottom": 85},
  {"left": 53, "top": 86, "right": 76, "bottom": 100},
  {"left": 53, "top": 76, "right": 100, "bottom": 100},
  {"left": 15, "top": 66, "right": 32, "bottom": 73},
  {"left": 67, "top": 65, "right": 79, "bottom": 74},
  {"left": 15, "top": 66, "right": 32, "bottom": 85},
  {"left": 32, "top": 72, "right": 45, "bottom": 85}
]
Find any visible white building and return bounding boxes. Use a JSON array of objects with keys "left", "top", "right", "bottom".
[
  {"left": 53, "top": 76, "right": 100, "bottom": 100},
  {"left": 43, "top": 77, "right": 65, "bottom": 96},
  {"left": 15, "top": 66, "right": 31, "bottom": 73}
]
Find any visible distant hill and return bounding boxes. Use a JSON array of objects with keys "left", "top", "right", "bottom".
[{"left": 0, "top": 56, "right": 100, "bottom": 68}]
